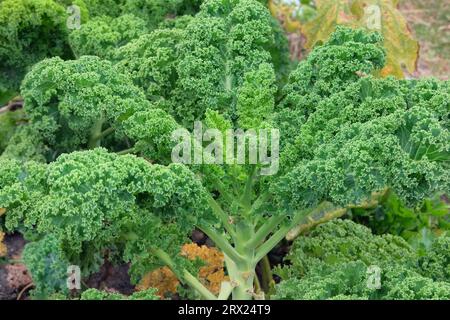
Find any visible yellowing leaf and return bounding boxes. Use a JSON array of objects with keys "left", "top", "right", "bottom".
[
  {"left": 354, "top": 0, "right": 419, "bottom": 78},
  {"left": 0, "top": 208, "right": 5, "bottom": 216},
  {"left": 180, "top": 243, "right": 229, "bottom": 295},
  {"left": 0, "top": 231, "right": 7, "bottom": 257},
  {"left": 302, "top": 0, "right": 359, "bottom": 47},
  {"left": 137, "top": 243, "right": 229, "bottom": 298},
  {"left": 291, "top": 0, "right": 418, "bottom": 78},
  {"left": 137, "top": 266, "right": 179, "bottom": 298}
]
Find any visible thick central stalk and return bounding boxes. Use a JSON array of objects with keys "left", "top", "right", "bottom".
[
  {"left": 88, "top": 117, "right": 105, "bottom": 149},
  {"left": 227, "top": 221, "right": 257, "bottom": 300},
  {"left": 226, "top": 256, "right": 255, "bottom": 300}
]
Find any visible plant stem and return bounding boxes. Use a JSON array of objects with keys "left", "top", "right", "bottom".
[
  {"left": 206, "top": 195, "right": 237, "bottom": 240},
  {"left": 117, "top": 147, "right": 136, "bottom": 155},
  {"left": 250, "top": 191, "right": 270, "bottom": 214},
  {"left": 199, "top": 224, "right": 245, "bottom": 265},
  {"left": 152, "top": 248, "right": 216, "bottom": 300},
  {"left": 286, "top": 207, "right": 347, "bottom": 241},
  {"left": 254, "top": 272, "right": 261, "bottom": 294},
  {"left": 218, "top": 281, "right": 233, "bottom": 300},
  {"left": 88, "top": 118, "right": 105, "bottom": 149},
  {"left": 241, "top": 165, "right": 256, "bottom": 210},
  {"left": 254, "top": 209, "right": 314, "bottom": 263},
  {"left": 209, "top": 174, "right": 234, "bottom": 205},
  {"left": 247, "top": 214, "right": 285, "bottom": 249},
  {"left": 260, "top": 255, "right": 273, "bottom": 294},
  {"left": 254, "top": 224, "right": 290, "bottom": 264},
  {"left": 93, "top": 127, "right": 115, "bottom": 142},
  {"left": 183, "top": 270, "right": 217, "bottom": 300},
  {"left": 224, "top": 254, "right": 255, "bottom": 300}
]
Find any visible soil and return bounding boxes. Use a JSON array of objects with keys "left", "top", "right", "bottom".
[{"left": 0, "top": 233, "right": 31, "bottom": 300}]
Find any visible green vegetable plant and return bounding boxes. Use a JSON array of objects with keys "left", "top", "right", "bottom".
[
  {"left": 68, "top": 14, "right": 149, "bottom": 59},
  {"left": 80, "top": 288, "right": 159, "bottom": 300},
  {"left": 351, "top": 191, "right": 449, "bottom": 255},
  {"left": 5, "top": 55, "right": 151, "bottom": 161},
  {"left": 0, "top": 0, "right": 448, "bottom": 301},
  {"left": 22, "top": 235, "right": 70, "bottom": 299},
  {"left": 113, "top": 0, "right": 290, "bottom": 127},
  {"left": 0, "top": 109, "right": 26, "bottom": 154},
  {"left": 275, "top": 219, "right": 450, "bottom": 300},
  {"left": 0, "top": 0, "right": 73, "bottom": 100}
]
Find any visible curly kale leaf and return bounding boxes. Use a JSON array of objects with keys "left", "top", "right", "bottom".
[
  {"left": 123, "top": 108, "right": 180, "bottom": 163},
  {"left": 279, "top": 26, "right": 385, "bottom": 117},
  {"left": 275, "top": 220, "right": 450, "bottom": 300},
  {"left": 169, "top": 0, "right": 289, "bottom": 125},
  {"left": 121, "top": 0, "right": 202, "bottom": 30},
  {"left": 20, "top": 56, "right": 151, "bottom": 155},
  {"left": 272, "top": 28, "right": 448, "bottom": 211},
  {"left": 114, "top": 0, "right": 289, "bottom": 127},
  {"left": 22, "top": 235, "right": 70, "bottom": 299},
  {"left": 419, "top": 236, "right": 450, "bottom": 282},
  {"left": 275, "top": 262, "right": 450, "bottom": 300},
  {"left": 1, "top": 125, "right": 48, "bottom": 162},
  {"left": 0, "top": 0, "right": 72, "bottom": 94},
  {"left": 280, "top": 219, "right": 417, "bottom": 278},
  {"left": 113, "top": 28, "right": 185, "bottom": 102},
  {"left": 236, "top": 63, "right": 277, "bottom": 129},
  {"left": 69, "top": 14, "right": 149, "bottom": 59},
  {"left": 0, "top": 158, "right": 47, "bottom": 231},
  {"left": 0, "top": 110, "right": 26, "bottom": 154},
  {"left": 274, "top": 105, "right": 449, "bottom": 209},
  {"left": 57, "top": 0, "right": 124, "bottom": 18},
  {"left": 80, "top": 288, "right": 159, "bottom": 300},
  {"left": 1, "top": 148, "right": 211, "bottom": 276}
]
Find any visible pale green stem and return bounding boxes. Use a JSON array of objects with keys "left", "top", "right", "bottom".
[
  {"left": 218, "top": 282, "right": 233, "bottom": 300},
  {"left": 240, "top": 165, "right": 256, "bottom": 210},
  {"left": 209, "top": 174, "right": 234, "bottom": 205},
  {"left": 224, "top": 255, "right": 255, "bottom": 300},
  {"left": 206, "top": 195, "right": 237, "bottom": 240},
  {"left": 246, "top": 214, "right": 285, "bottom": 249},
  {"left": 198, "top": 224, "right": 245, "bottom": 265},
  {"left": 260, "top": 255, "right": 273, "bottom": 294},
  {"left": 254, "top": 224, "right": 291, "bottom": 264},
  {"left": 88, "top": 117, "right": 105, "bottom": 149},
  {"left": 254, "top": 209, "right": 314, "bottom": 264},
  {"left": 249, "top": 191, "right": 270, "bottom": 216},
  {"left": 117, "top": 147, "right": 136, "bottom": 155},
  {"left": 92, "top": 127, "right": 115, "bottom": 142},
  {"left": 152, "top": 248, "right": 216, "bottom": 300}
]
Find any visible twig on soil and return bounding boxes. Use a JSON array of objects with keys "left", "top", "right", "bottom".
[{"left": 17, "top": 282, "right": 34, "bottom": 300}]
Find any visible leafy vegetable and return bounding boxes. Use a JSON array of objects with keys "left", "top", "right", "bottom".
[
  {"left": 2, "top": 148, "right": 210, "bottom": 276},
  {"left": 69, "top": 14, "right": 149, "bottom": 59},
  {"left": 275, "top": 220, "right": 450, "bottom": 300},
  {"left": 0, "top": 0, "right": 447, "bottom": 301},
  {"left": 273, "top": 29, "right": 448, "bottom": 213},
  {"left": 18, "top": 56, "right": 151, "bottom": 159},
  {"left": 0, "top": 0, "right": 72, "bottom": 95},
  {"left": 128, "top": 0, "right": 290, "bottom": 125},
  {"left": 270, "top": 0, "right": 419, "bottom": 78},
  {"left": 351, "top": 191, "right": 449, "bottom": 253},
  {"left": 121, "top": 0, "right": 202, "bottom": 30},
  {"left": 0, "top": 110, "right": 26, "bottom": 154},
  {"left": 80, "top": 288, "right": 159, "bottom": 300},
  {"left": 113, "top": 28, "right": 185, "bottom": 102},
  {"left": 22, "top": 235, "right": 69, "bottom": 299}
]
